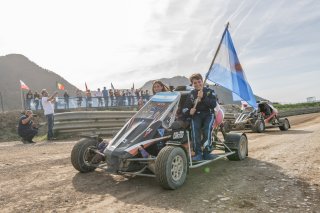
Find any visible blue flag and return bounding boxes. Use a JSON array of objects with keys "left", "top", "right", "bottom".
[{"left": 206, "top": 29, "right": 257, "bottom": 109}]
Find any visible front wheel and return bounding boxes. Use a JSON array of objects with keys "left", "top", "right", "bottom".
[
  {"left": 279, "top": 118, "right": 290, "bottom": 131},
  {"left": 71, "top": 138, "right": 100, "bottom": 173},
  {"left": 252, "top": 119, "right": 265, "bottom": 133},
  {"left": 155, "top": 146, "right": 188, "bottom": 190}
]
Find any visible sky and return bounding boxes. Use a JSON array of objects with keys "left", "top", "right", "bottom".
[{"left": 1, "top": 0, "right": 319, "bottom": 103}]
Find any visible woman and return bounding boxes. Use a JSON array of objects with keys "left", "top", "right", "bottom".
[
  {"left": 152, "top": 80, "right": 169, "bottom": 95},
  {"left": 33, "top": 92, "right": 40, "bottom": 111}
]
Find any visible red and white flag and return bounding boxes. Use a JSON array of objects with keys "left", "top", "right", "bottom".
[{"left": 20, "top": 80, "right": 30, "bottom": 90}]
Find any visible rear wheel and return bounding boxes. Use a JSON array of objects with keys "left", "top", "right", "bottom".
[
  {"left": 252, "top": 119, "right": 265, "bottom": 133},
  {"left": 155, "top": 146, "right": 188, "bottom": 190},
  {"left": 279, "top": 118, "right": 290, "bottom": 131},
  {"left": 71, "top": 138, "right": 100, "bottom": 173},
  {"left": 224, "top": 133, "right": 248, "bottom": 161}
]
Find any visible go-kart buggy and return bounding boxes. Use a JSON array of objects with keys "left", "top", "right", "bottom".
[
  {"left": 71, "top": 90, "right": 248, "bottom": 190},
  {"left": 224, "top": 101, "right": 290, "bottom": 133}
]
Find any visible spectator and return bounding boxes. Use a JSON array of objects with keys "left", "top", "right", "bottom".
[
  {"left": 126, "top": 89, "right": 131, "bottom": 106},
  {"left": 152, "top": 80, "right": 169, "bottom": 94},
  {"left": 138, "top": 97, "right": 144, "bottom": 110},
  {"left": 135, "top": 89, "right": 140, "bottom": 105},
  {"left": 141, "top": 90, "right": 146, "bottom": 102},
  {"left": 109, "top": 89, "right": 114, "bottom": 106},
  {"left": 26, "top": 90, "right": 33, "bottom": 109},
  {"left": 86, "top": 90, "right": 92, "bottom": 108},
  {"left": 145, "top": 90, "right": 150, "bottom": 101},
  {"left": 63, "top": 91, "right": 70, "bottom": 109},
  {"left": 17, "top": 110, "right": 38, "bottom": 144},
  {"left": 33, "top": 92, "right": 41, "bottom": 111},
  {"left": 102, "top": 87, "right": 109, "bottom": 107},
  {"left": 41, "top": 89, "right": 58, "bottom": 141},
  {"left": 114, "top": 90, "right": 120, "bottom": 106},
  {"left": 130, "top": 88, "right": 135, "bottom": 105},
  {"left": 95, "top": 88, "right": 103, "bottom": 107},
  {"left": 76, "top": 89, "right": 83, "bottom": 107}
]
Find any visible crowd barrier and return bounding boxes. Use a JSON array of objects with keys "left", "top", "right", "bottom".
[{"left": 54, "top": 111, "right": 136, "bottom": 137}]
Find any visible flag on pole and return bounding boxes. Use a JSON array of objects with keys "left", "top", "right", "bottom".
[
  {"left": 111, "top": 83, "right": 115, "bottom": 91},
  {"left": 57, "top": 82, "right": 65, "bottom": 90},
  {"left": 85, "top": 82, "right": 89, "bottom": 91},
  {"left": 19, "top": 80, "right": 30, "bottom": 90},
  {"left": 206, "top": 29, "right": 257, "bottom": 109},
  {"left": 131, "top": 83, "right": 134, "bottom": 90}
]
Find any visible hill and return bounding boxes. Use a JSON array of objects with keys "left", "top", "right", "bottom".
[{"left": 0, "top": 54, "right": 79, "bottom": 110}]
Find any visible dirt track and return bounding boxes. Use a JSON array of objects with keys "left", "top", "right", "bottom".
[{"left": 1, "top": 113, "right": 320, "bottom": 213}]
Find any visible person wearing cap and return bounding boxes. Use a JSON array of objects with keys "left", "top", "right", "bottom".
[
  {"left": 41, "top": 89, "right": 58, "bottom": 140},
  {"left": 17, "top": 110, "right": 38, "bottom": 144}
]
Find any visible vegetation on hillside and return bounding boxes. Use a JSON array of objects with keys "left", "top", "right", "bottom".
[{"left": 274, "top": 102, "right": 320, "bottom": 111}]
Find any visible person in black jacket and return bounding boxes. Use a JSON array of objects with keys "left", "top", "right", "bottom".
[
  {"left": 17, "top": 110, "right": 38, "bottom": 144},
  {"left": 183, "top": 73, "right": 217, "bottom": 161}
]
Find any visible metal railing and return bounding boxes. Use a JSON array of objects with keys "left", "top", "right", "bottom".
[
  {"left": 24, "top": 96, "right": 149, "bottom": 111},
  {"left": 53, "top": 111, "right": 136, "bottom": 137}
]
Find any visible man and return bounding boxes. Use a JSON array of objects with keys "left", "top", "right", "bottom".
[
  {"left": 95, "top": 88, "right": 103, "bottom": 107},
  {"left": 183, "top": 73, "right": 217, "bottom": 161},
  {"left": 26, "top": 90, "right": 33, "bottom": 109},
  {"left": 258, "top": 101, "right": 278, "bottom": 124},
  {"left": 102, "top": 87, "right": 109, "bottom": 107},
  {"left": 63, "top": 91, "right": 70, "bottom": 109},
  {"left": 17, "top": 110, "right": 38, "bottom": 144},
  {"left": 41, "top": 89, "right": 58, "bottom": 140}
]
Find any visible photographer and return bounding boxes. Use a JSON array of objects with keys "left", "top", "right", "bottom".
[{"left": 17, "top": 110, "right": 38, "bottom": 144}]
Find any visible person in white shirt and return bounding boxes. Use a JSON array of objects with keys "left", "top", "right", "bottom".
[
  {"left": 95, "top": 88, "right": 103, "bottom": 107},
  {"left": 41, "top": 89, "right": 58, "bottom": 140}
]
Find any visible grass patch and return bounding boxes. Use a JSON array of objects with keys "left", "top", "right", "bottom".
[
  {"left": 274, "top": 102, "right": 320, "bottom": 111},
  {"left": 34, "top": 134, "right": 47, "bottom": 142}
]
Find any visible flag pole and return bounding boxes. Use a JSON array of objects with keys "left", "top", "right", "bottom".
[
  {"left": 193, "top": 22, "right": 230, "bottom": 109},
  {"left": 203, "top": 22, "right": 230, "bottom": 85},
  {"left": 20, "top": 87, "right": 24, "bottom": 110}
]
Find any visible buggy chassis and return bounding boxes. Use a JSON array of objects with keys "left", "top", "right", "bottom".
[
  {"left": 71, "top": 91, "right": 248, "bottom": 189},
  {"left": 224, "top": 106, "right": 290, "bottom": 133}
]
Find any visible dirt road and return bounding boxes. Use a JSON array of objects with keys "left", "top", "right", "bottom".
[{"left": 1, "top": 113, "right": 320, "bottom": 213}]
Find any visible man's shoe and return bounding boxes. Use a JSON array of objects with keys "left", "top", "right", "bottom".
[
  {"left": 192, "top": 154, "right": 203, "bottom": 161},
  {"left": 48, "top": 137, "right": 57, "bottom": 141},
  {"left": 203, "top": 152, "right": 217, "bottom": 160}
]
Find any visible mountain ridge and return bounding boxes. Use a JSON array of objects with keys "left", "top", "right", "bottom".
[{"left": 0, "top": 54, "right": 79, "bottom": 110}]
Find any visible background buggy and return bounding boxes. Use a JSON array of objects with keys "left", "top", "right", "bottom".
[{"left": 223, "top": 101, "right": 290, "bottom": 133}]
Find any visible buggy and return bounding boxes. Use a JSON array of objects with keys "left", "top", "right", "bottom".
[
  {"left": 224, "top": 101, "right": 290, "bottom": 133},
  {"left": 71, "top": 90, "right": 248, "bottom": 189}
]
